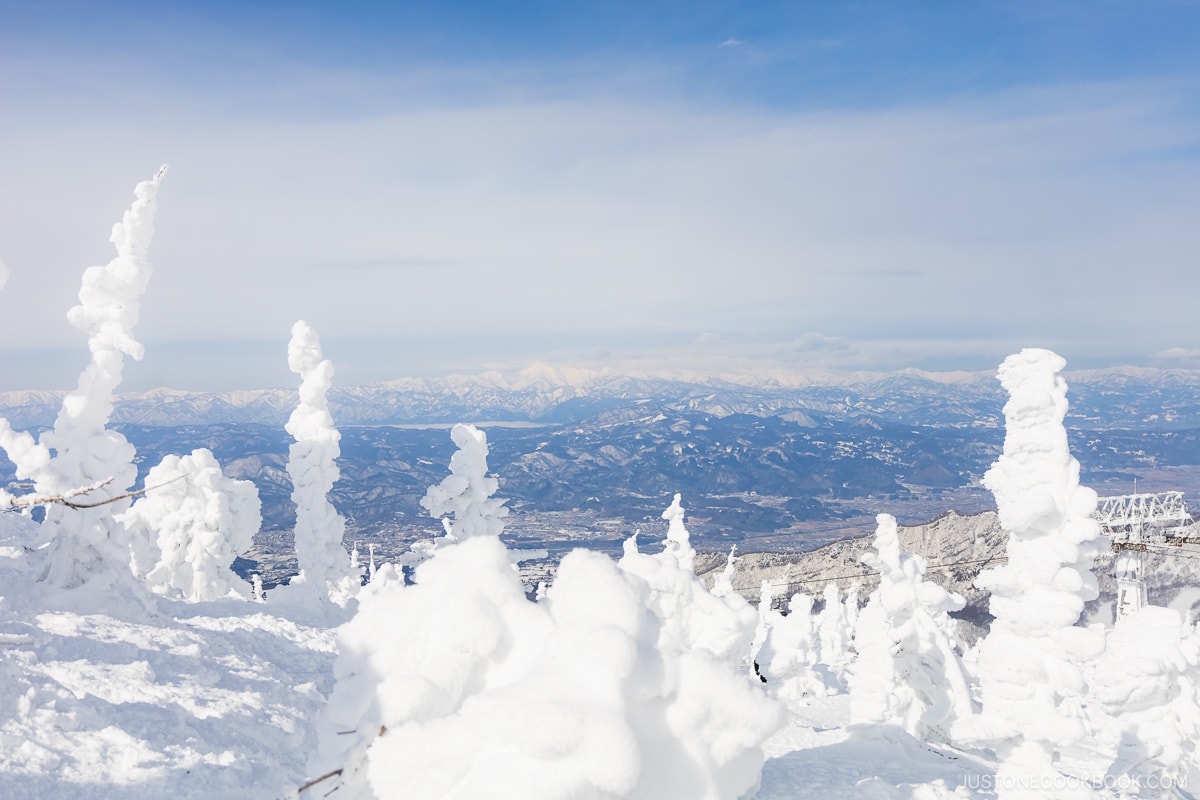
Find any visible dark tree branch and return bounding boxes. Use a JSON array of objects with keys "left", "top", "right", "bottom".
[{"left": 5, "top": 475, "right": 186, "bottom": 511}]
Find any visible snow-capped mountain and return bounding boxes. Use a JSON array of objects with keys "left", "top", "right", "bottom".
[
  {"left": 6, "top": 364, "right": 1200, "bottom": 430},
  {"left": 9, "top": 362, "right": 1200, "bottom": 592}
]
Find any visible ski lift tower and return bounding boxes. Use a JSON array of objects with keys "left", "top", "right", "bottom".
[{"left": 1093, "top": 491, "right": 1194, "bottom": 618}]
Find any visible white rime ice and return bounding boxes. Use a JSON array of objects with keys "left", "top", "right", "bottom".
[
  {"left": 1088, "top": 606, "right": 1200, "bottom": 791},
  {"left": 0, "top": 166, "right": 167, "bottom": 588},
  {"left": 420, "top": 423, "right": 509, "bottom": 540},
  {"left": 315, "top": 437, "right": 779, "bottom": 800},
  {"left": 283, "top": 320, "right": 358, "bottom": 605},
  {"left": 711, "top": 546, "right": 739, "bottom": 599},
  {"left": 848, "top": 513, "right": 974, "bottom": 741},
  {"left": 956, "top": 348, "right": 1105, "bottom": 797},
  {"left": 815, "top": 583, "right": 853, "bottom": 685},
  {"left": 756, "top": 588, "right": 831, "bottom": 701},
  {"left": 120, "top": 449, "right": 262, "bottom": 601}
]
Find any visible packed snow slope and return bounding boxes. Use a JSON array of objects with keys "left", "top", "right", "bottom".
[{"left": 0, "top": 512, "right": 337, "bottom": 798}]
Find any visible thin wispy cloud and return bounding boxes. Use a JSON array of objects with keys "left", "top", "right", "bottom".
[
  {"left": 312, "top": 258, "right": 452, "bottom": 272},
  {"left": 829, "top": 269, "right": 926, "bottom": 279}
]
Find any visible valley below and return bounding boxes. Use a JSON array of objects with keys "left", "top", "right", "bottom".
[{"left": 6, "top": 366, "right": 1200, "bottom": 592}]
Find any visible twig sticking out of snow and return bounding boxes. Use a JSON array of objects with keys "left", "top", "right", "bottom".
[{"left": 294, "top": 767, "right": 342, "bottom": 796}]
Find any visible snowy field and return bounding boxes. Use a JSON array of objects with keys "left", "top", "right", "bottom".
[{"left": 0, "top": 512, "right": 335, "bottom": 797}]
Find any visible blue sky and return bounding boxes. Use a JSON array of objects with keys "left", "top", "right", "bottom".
[{"left": 2, "top": 1, "right": 1199, "bottom": 390}]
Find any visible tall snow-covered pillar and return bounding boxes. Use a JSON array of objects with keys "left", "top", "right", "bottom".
[
  {"left": 955, "top": 348, "right": 1105, "bottom": 798},
  {"left": 284, "top": 320, "right": 357, "bottom": 605},
  {"left": 39, "top": 166, "right": 167, "bottom": 588}
]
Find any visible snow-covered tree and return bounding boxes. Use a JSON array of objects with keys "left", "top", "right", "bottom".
[
  {"left": 420, "top": 423, "right": 509, "bottom": 540},
  {"left": 756, "top": 588, "right": 831, "bottom": 701},
  {"left": 0, "top": 166, "right": 167, "bottom": 589},
  {"left": 281, "top": 320, "right": 359, "bottom": 606},
  {"left": 816, "top": 583, "right": 854, "bottom": 684},
  {"left": 848, "top": 513, "right": 974, "bottom": 741},
  {"left": 313, "top": 445, "right": 779, "bottom": 800},
  {"left": 1089, "top": 606, "right": 1200, "bottom": 793},
  {"left": 119, "top": 449, "right": 262, "bottom": 601},
  {"left": 658, "top": 491, "right": 695, "bottom": 572},
  {"left": 0, "top": 421, "right": 51, "bottom": 505},
  {"left": 619, "top": 493, "right": 760, "bottom": 668},
  {"left": 955, "top": 348, "right": 1105, "bottom": 798},
  {"left": 710, "top": 546, "right": 739, "bottom": 599}
]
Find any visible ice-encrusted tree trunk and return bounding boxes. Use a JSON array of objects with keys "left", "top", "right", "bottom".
[
  {"left": 848, "top": 513, "right": 974, "bottom": 741},
  {"left": 0, "top": 167, "right": 167, "bottom": 588},
  {"left": 284, "top": 321, "right": 358, "bottom": 606},
  {"left": 955, "top": 349, "right": 1105, "bottom": 798},
  {"left": 119, "top": 448, "right": 262, "bottom": 601}
]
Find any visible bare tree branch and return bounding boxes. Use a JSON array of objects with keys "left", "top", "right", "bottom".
[
  {"left": 295, "top": 768, "right": 343, "bottom": 796},
  {"left": 5, "top": 475, "right": 186, "bottom": 511}
]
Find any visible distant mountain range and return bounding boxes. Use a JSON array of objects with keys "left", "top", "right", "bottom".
[
  {"left": 5, "top": 363, "right": 1200, "bottom": 430},
  {"left": 5, "top": 363, "right": 1200, "bottom": 586}
]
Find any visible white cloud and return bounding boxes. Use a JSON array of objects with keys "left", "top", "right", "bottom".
[
  {"left": 773, "top": 333, "right": 857, "bottom": 361},
  {"left": 1153, "top": 347, "right": 1200, "bottom": 365}
]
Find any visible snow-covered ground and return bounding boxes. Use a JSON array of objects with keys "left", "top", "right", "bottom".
[{"left": 0, "top": 513, "right": 337, "bottom": 799}]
